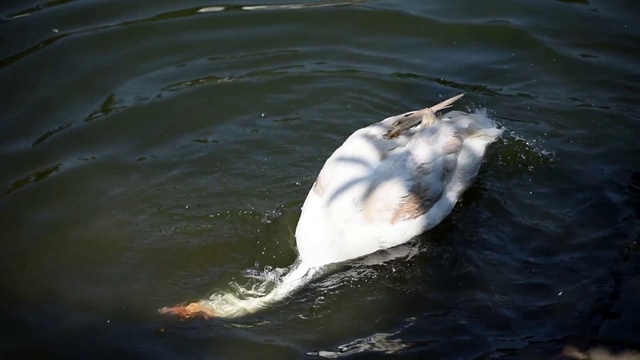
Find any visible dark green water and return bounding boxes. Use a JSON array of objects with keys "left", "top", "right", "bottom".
[{"left": 1, "top": 0, "right": 639, "bottom": 358}]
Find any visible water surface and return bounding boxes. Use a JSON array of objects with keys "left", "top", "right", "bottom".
[{"left": 1, "top": 0, "right": 639, "bottom": 358}]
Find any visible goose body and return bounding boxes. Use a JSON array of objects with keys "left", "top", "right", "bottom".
[{"left": 161, "top": 94, "right": 503, "bottom": 318}]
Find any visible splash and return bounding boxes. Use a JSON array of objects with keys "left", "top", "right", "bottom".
[
  {"left": 478, "top": 112, "right": 555, "bottom": 173},
  {"left": 507, "top": 129, "right": 555, "bottom": 161},
  {"left": 460, "top": 106, "right": 555, "bottom": 167},
  {"left": 190, "top": 260, "right": 321, "bottom": 318}
]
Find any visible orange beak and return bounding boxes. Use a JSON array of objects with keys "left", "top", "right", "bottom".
[{"left": 159, "top": 301, "right": 217, "bottom": 319}]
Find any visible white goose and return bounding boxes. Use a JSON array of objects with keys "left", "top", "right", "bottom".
[{"left": 161, "top": 94, "right": 502, "bottom": 318}]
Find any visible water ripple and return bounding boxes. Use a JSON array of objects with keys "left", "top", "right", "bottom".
[
  {"left": 4, "top": 0, "right": 75, "bottom": 19},
  {"left": 2, "top": 0, "right": 639, "bottom": 358},
  {"left": 199, "top": 0, "right": 371, "bottom": 13}
]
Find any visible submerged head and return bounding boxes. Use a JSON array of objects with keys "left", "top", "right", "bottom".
[{"left": 159, "top": 301, "right": 217, "bottom": 319}]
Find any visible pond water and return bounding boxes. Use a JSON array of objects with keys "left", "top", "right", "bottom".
[{"left": 1, "top": 0, "right": 639, "bottom": 358}]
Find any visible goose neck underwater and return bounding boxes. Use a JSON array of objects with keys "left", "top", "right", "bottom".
[{"left": 160, "top": 93, "right": 503, "bottom": 319}]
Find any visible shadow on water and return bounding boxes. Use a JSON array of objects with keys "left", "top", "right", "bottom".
[
  {"left": 5, "top": 0, "right": 76, "bottom": 19},
  {"left": 3, "top": 163, "right": 62, "bottom": 196}
]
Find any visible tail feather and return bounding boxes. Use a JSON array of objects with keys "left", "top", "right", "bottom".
[
  {"left": 419, "top": 93, "right": 465, "bottom": 114},
  {"left": 387, "top": 93, "right": 465, "bottom": 138}
]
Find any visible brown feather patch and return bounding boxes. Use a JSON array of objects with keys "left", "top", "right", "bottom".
[{"left": 390, "top": 182, "right": 441, "bottom": 224}]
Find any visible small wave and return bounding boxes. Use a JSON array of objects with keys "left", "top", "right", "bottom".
[{"left": 309, "top": 317, "right": 417, "bottom": 358}]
